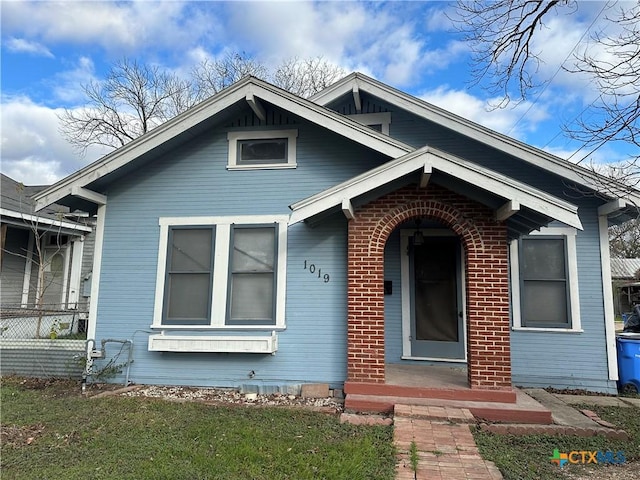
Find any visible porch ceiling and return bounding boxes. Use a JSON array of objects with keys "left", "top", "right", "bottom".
[{"left": 289, "top": 145, "right": 583, "bottom": 237}]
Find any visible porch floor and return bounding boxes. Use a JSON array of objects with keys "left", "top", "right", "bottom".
[
  {"left": 386, "top": 363, "right": 468, "bottom": 389},
  {"left": 345, "top": 363, "right": 552, "bottom": 423}
]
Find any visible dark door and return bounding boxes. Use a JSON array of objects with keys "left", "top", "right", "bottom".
[{"left": 410, "top": 236, "right": 465, "bottom": 359}]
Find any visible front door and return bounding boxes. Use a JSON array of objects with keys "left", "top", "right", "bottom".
[{"left": 404, "top": 234, "right": 465, "bottom": 360}]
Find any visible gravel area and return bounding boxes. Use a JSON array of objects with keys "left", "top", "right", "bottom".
[
  {"left": 121, "top": 385, "right": 344, "bottom": 413},
  {"left": 563, "top": 462, "right": 640, "bottom": 480}
]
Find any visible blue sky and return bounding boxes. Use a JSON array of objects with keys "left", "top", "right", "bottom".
[{"left": 0, "top": 0, "right": 630, "bottom": 185}]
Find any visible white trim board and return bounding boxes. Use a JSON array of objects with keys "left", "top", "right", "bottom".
[
  {"left": 289, "top": 145, "right": 582, "bottom": 230},
  {"left": 1, "top": 208, "right": 92, "bottom": 233},
  {"left": 599, "top": 215, "right": 618, "bottom": 381}
]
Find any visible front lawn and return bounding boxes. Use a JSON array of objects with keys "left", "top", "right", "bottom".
[
  {"left": 0, "top": 377, "right": 395, "bottom": 480},
  {"left": 472, "top": 403, "right": 640, "bottom": 480}
]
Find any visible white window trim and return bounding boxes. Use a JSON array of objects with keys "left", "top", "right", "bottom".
[
  {"left": 511, "top": 226, "right": 582, "bottom": 332},
  {"left": 227, "top": 130, "right": 298, "bottom": 170},
  {"left": 347, "top": 112, "right": 391, "bottom": 135},
  {"left": 152, "top": 215, "right": 288, "bottom": 330}
]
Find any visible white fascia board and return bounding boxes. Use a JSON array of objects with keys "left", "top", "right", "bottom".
[
  {"left": 289, "top": 146, "right": 582, "bottom": 230},
  {"left": 249, "top": 82, "right": 410, "bottom": 158},
  {"left": 34, "top": 81, "right": 251, "bottom": 210},
  {"left": 426, "top": 148, "right": 582, "bottom": 230},
  {"left": 33, "top": 76, "right": 411, "bottom": 210},
  {"left": 0, "top": 208, "right": 92, "bottom": 233},
  {"left": 312, "top": 74, "right": 640, "bottom": 206}
]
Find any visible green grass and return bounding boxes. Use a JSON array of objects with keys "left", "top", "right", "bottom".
[
  {"left": 0, "top": 378, "right": 395, "bottom": 480},
  {"left": 472, "top": 404, "right": 640, "bottom": 480}
]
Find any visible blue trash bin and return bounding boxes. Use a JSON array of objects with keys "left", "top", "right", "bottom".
[{"left": 617, "top": 335, "right": 640, "bottom": 393}]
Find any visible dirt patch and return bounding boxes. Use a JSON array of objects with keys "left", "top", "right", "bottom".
[
  {"left": 0, "top": 424, "right": 45, "bottom": 448},
  {"left": 2, "top": 375, "right": 129, "bottom": 398}
]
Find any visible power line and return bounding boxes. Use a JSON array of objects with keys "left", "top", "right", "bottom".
[{"left": 506, "top": 1, "right": 610, "bottom": 136}]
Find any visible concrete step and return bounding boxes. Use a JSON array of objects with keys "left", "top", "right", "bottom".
[{"left": 345, "top": 389, "right": 552, "bottom": 424}]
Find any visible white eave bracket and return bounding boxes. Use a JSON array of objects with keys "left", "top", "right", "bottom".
[
  {"left": 71, "top": 186, "right": 107, "bottom": 206},
  {"left": 496, "top": 200, "right": 520, "bottom": 222},
  {"left": 419, "top": 164, "right": 432, "bottom": 188},
  {"left": 352, "top": 84, "right": 362, "bottom": 113},
  {"left": 598, "top": 198, "right": 627, "bottom": 217},
  {"left": 246, "top": 93, "right": 266, "bottom": 122},
  {"left": 342, "top": 198, "right": 355, "bottom": 220}
]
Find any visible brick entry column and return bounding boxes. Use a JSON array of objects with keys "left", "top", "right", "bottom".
[{"left": 347, "top": 185, "right": 512, "bottom": 390}]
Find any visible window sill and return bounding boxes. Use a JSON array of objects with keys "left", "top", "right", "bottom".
[
  {"left": 226, "top": 164, "right": 297, "bottom": 171},
  {"left": 150, "top": 324, "right": 285, "bottom": 331},
  {"left": 511, "top": 326, "right": 584, "bottom": 333},
  {"left": 148, "top": 332, "right": 278, "bottom": 353}
]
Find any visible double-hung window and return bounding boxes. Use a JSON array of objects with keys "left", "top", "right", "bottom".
[
  {"left": 228, "top": 226, "right": 276, "bottom": 325},
  {"left": 153, "top": 216, "right": 288, "bottom": 329},
  {"left": 163, "top": 227, "right": 215, "bottom": 325},
  {"left": 510, "top": 227, "right": 581, "bottom": 331}
]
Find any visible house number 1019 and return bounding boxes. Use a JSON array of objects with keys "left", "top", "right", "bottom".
[{"left": 303, "top": 260, "right": 330, "bottom": 283}]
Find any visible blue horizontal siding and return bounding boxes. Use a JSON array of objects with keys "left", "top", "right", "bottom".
[{"left": 94, "top": 114, "right": 367, "bottom": 388}]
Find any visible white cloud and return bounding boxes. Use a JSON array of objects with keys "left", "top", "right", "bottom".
[
  {"left": 0, "top": 96, "right": 109, "bottom": 185},
  {"left": 222, "top": 1, "right": 465, "bottom": 87},
  {"left": 50, "top": 56, "right": 97, "bottom": 105},
  {"left": 0, "top": 1, "right": 219, "bottom": 56},
  {"left": 4, "top": 37, "right": 53, "bottom": 57},
  {"left": 419, "top": 87, "right": 550, "bottom": 140}
]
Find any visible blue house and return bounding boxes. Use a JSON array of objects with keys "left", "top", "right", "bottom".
[{"left": 34, "top": 73, "right": 639, "bottom": 408}]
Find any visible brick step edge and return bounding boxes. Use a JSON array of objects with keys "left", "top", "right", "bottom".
[
  {"left": 479, "top": 422, "right": 629, "bottom": 440},
  {"left": 394, "top": 404, "right": 475, "bottom": 423}
]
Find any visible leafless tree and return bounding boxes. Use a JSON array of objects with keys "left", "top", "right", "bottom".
[
  {"left": 566, "top": 5, "right": 640, "bottom": 173},
  {"left": 191, "top": 52, "right": 269, "bottom": 102},
  {"left": 59, "top": 54, "right": 344, "bottom": 156},
  {"left": 59, "top": 58, "right": 193, "bottom": 155},
  {"left": 272, "top": 56, "right": 345, "bottom": 98},
  {"left": 453, "top": 1, "right": 640, "bottom": 192},
  {"left": 453, "top": 0, "right": 574, "bottom": 106},
  {"left": 610, "top": 218, "right": 640, "bottom": 258}
]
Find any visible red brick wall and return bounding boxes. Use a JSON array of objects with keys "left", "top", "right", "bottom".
[{"left": 347, "top": 184, "right": 512, "bottom": 390}]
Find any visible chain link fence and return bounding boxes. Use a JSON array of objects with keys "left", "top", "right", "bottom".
[{"left": 0, "top": 304, "right": 88, "bottom": 339}]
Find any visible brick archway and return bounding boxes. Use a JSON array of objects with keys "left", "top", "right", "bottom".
[{"left": 347, "top": 185, "right": 512, "bottom": 390}]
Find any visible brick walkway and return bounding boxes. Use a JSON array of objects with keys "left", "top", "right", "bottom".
[{"left": 394, "top": 405, "right": 503, "bottom": 480}]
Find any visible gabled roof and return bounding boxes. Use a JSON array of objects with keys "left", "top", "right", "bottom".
[
  {"left": 311, "top": 73, "right": 640, "bottom": 208},
  {"left": 33, "top": 76, "right": 412, "bottom": 212},
  {"left": 1, "top": 174, "right": 92, "bottom": 234},
  {"left": 289, "top": 145, "right": 582, "bottom": 237}
]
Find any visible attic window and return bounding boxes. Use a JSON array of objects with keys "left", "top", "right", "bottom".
[
  {"left": 347, "top": 112, "right": 391, "bottom": 135},
  {"left": 227, "top": 130, "right": 298, "bottom": 170}
]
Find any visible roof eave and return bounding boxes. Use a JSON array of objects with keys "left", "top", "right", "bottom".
[{"left": 34, "top": 76, "right": 411, "bottom": 211}]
